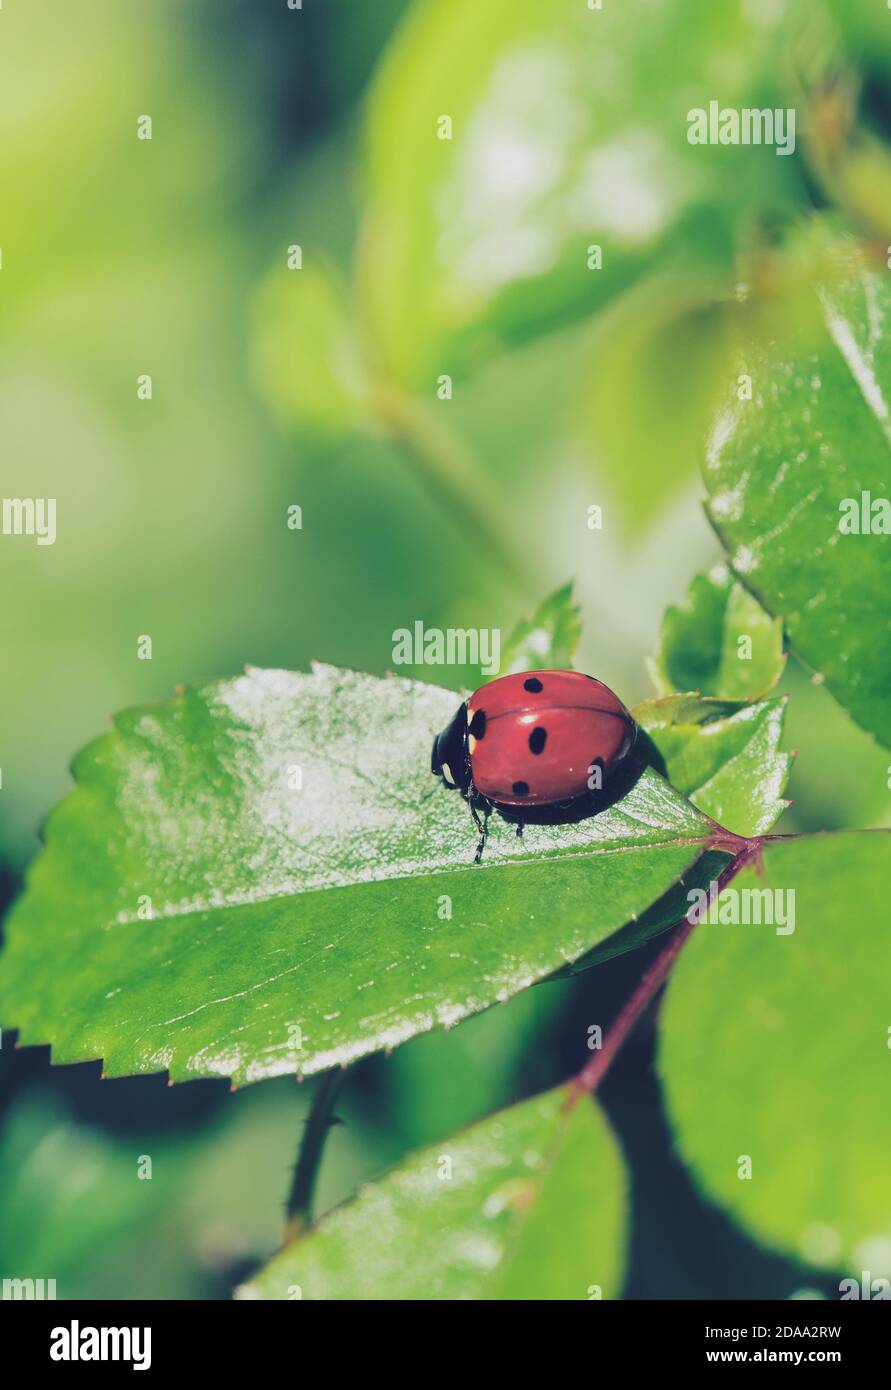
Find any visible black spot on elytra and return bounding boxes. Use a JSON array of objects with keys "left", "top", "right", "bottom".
[
  {"left": 528, "top": 726, "right": 547, "bottom": 755},
  {"left": 468, "top": 708, "right": 487, "bottom": 739},
  {"left": 523, "top": 677, "right": 543, "bottom": 693},
  {"left": 512, "top": 780, "right": 530, "bottom": 796}
]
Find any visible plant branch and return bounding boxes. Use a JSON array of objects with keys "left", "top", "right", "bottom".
[
  {"left": 284, "top": 1067, "right": 347, "bottom": 1244},
  {"left": 566, "top": 832, "right": 769, "bottom": 1107}
]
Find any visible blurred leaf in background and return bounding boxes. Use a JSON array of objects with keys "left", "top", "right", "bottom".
[
  {"left": 0, "top": 1079, "right": 399, "bottom": 1299},
  {"left": 571, "top": 276, "right": 734, "bottom": 537},
  {"left": 0, "top": 0, "right": 286, "bottom": 863},
  {"left": 252, "top": 260, "right": 374, "bottom": 438},
  {"left": 359, "top": 0, "right": 803, "bottom": 387}
]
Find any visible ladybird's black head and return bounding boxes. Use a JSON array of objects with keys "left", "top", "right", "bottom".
[{"left": 431, "top": 702, "right": 471, "bottom": 793}]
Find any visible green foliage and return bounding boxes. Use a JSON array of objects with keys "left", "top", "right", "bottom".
[
  {"left": 0, "top": 665, "right": 714, "bottom": 1085},
  {"left": 385, "top": 984, "right": 559, "bottom": 1148},
  {"left": 661, "top": 833, "right": 891, "bottom": 1276},
  {"left": 635, "top": 694, "right": 792, "bottom": 837},
  {"left": 238, "top": 1087, "right": 624, "bottom": 1300},
  {"left": 649, "top": 565, "right": 785, "bottom": 702},
  {"left": 251, "top": 261, "right": 372, "bottom": 436},
  {"left": 0, "top": 0, "right": 297, "bottom": 867},
  {"left": 558, "top": 850, "right": 731, "bottom": 975},
  {"left": 702, "top": 246, "right": 891, "bottom": 748},
  {"left": 499, "top": 582, "right": 582, "bottom": 674},
  {"left": 0, "top": 1097, "right": 164, "bottom": 1287},
  {"left": 7, "top": 0, "right": 891, "bottom": 1308},
  {"left": 573, "top": 277, "right": 732, "bottom": 535},
  {"left": 640, "top": 561, "right": 792, "bottom": 838},
  {"left": 359, "top": 0, "right": 797, "bottom": 387},
  {"left": 780, "top": 663, "right": 891, "bottom": 835},
  {"left": 0, "top": 1083, "right": 385, "bottom": 1299}
]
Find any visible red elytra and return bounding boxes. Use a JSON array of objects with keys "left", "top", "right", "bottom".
[
  {"left": 468, "top": 669, "right": 634, "bottom": 806},
  {"left": 431, "top": 668, "right": 636, "bottom": 821}
]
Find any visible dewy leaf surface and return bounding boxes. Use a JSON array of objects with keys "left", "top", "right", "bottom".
[
  {"left": 238, "top": 1086, "right": 625, "bottom": 1300},
  {"left": 703, "top": 247, "right": 891, "bottom": 747},
  {"left": 661, "top": 833, "right": 891, "bottom": 1278},
  {"left": 0, "top": 665, "right": 713, "bottom": 1085}
]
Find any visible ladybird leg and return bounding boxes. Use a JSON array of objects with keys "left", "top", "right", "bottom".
[
  {"left": 515, "top": 816, "right": 524, "bottom": 839},
  {"left": 469, "top": 798, "right": 488, "bottom": 864}
]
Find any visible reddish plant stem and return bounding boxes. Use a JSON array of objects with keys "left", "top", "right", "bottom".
[{"left": 566, "top": 833, "right": 766, "bottom": 1108}]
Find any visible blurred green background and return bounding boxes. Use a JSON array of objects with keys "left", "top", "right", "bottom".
[{"left": 2, "top": 0, "right": 891, "bottom": 1299}]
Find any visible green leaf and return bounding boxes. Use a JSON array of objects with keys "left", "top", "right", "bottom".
[
  {"left": 0, "top": 1081, "right": 365, "bottom": 1299},
  {"left": 0, "top": 1096, "right": 165, "bottom": 1287},
  {"left": 0, "top": 665, "right": 714, "bottom": 1086},
  {"left": 251, "top": 260, "right": 372, "bottom": 436},
  {"left": 499, "top": 582, "right": 582, "bottom": 673},
  {"left": 572, "top": 276, "right": 732, "bottom": 536},
  {"left": 559, "top": 849, "right": 731, "bottom": 976},
  {"left": 562, "top": 691, "right": 794, "bottom": 975},
  {"left": 360, "top": 0, "right": 798, "bottom": 388},
  {"left": 648, "top": 565, "right": 785, "bottom": 701},
  {"left": 661, "top": 832, "right": 891, "bottom": 1279},
  {"left": 703, "top": 244, "right": 891, "bottom": 748},
  {"left": 780, "top": 660, "right": 891, "bottom": 835},
  {"left": 238, "top": 1085, "right": 625, "bottom": 1299},
  {"left": 635, "top": 693, "right": 792, "bottom": 837}
]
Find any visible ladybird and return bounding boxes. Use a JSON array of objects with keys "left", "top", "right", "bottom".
[{"left": 431, "top": 669, "right": 636, "bottom": 861}]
